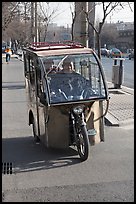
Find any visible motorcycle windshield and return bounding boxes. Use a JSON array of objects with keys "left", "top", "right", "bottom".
[{"left": 42, "top": 53, "right": 108, "bottom": 104}]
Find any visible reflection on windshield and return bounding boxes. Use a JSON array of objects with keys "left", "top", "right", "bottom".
[
  {"left": 41, "top": 54, "right": 106, "bottom": 104},
  {"left": 48, "top": 73, "right": 99, "bottom": 103}
]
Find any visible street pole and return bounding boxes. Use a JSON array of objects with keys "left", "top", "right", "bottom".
[
  {"left": 24, "top": 3, "right": 26, "bottom": 41},
  {"left": 88, "top": 2, "right": 95, "bottom": 49},
  {"left": 86, "top": 2, "right": 89, "bottom": 48},
  {"left": 74, "top": 2, "right": 87, "bottom": 47},
  {"left": 31, "top": 2, "right": 34, "bottom": 43},
  {"left": 35, "top": 2, "right": 38, "bottom": 43}
]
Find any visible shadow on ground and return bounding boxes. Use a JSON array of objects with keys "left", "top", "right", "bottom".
[{"left": 2, "top": 136, "right": 80, "bottom": 174}]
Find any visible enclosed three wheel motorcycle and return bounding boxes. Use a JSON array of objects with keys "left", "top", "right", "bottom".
[{"left": 23, "top": 41, "right": 109, "bottom": 161}]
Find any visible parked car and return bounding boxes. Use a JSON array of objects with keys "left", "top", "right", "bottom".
[
  {"left": 100, "top": 48, "right": 110, "bottom": 57},
  {"left": 128, "top": 49, "right": 134, "bottom": 60},
  {"left": 109, "top": 48, "right": 122, "bottom": 58}
]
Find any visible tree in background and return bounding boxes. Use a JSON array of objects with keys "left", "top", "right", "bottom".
[
  {"left": 37, "top": 2, "right": 60, "bottom": 42},
  {"left": 82, "top": 2, "right": 133, "bottom": 59},
  {"left": 2, "top": 2, "right": 133, "bottom": 50},
  {"left": 100, "top": 23, "right": 119, "bottom": 48},
  {"left": 2, "top": 2, "right": 62, "bottom": 44},
  {"left": 2, "top": 2, "right": 32, "bottom": 49},
  {"left": 2, "top": 2, "right": 20, "bottom": 32}
]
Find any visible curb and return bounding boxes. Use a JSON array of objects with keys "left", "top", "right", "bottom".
[
  {"left": 104, "top": 113, "right": 134, "bottom": 127},
  {"left": 104, "top": 113, "right": 119, "bottom": 127}
]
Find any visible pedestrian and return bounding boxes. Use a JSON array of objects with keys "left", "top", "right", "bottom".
[
  {"left": 5, "top": 46, "right": 12, "bottom": 64},
  {"left": 60, "top": 57, "right": 75, "bottom": 73}
]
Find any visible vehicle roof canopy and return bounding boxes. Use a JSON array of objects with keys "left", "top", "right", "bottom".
[{"left": 23, "top": 41, "right": 93, "bottom": 57}]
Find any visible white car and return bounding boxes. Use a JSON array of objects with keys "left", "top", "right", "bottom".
[{"left": 100, "top": 48, "right": 110, "bottom": 57}]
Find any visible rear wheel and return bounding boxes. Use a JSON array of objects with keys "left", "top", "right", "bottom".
[
  {"left": 32, "top": 119, "right": 40, "bottom": 142},
  {"left": 76, "top": 125, "right": 89, "bottom": 161}
]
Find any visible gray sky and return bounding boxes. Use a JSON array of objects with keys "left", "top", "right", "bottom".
[{"left": 48, "top": 2, "right": 134, "bottom": 26}]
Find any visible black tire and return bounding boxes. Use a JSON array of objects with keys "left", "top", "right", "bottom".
[
  {"left": 76, "top": 125, "right": 89, "bottom": 161},
  {"left": 32, "top": 119, "right": 40, "bottom": 142}
]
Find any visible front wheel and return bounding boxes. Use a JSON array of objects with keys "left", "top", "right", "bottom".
[{"left": 76, "top": 125, "right": 89, "bottom": 162}]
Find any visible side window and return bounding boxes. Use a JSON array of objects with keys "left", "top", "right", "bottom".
[
  {"left": 24, "top": 54, "right": 35, "bottom": 86},
  {"left": 36, "top": 64, "right": 42, "bottom": 97},
  {"left": 29, "top": 58, "right": 35, "bottom": 86},
  {"left": 24, "top": 54, "right": 29, "bottom": 76}
]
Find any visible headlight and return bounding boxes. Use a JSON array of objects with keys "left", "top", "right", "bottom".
[{"left": 73, "top": 105, "right": 84, "bottom": 115}]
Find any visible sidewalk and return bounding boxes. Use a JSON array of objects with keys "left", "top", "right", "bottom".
[
  {"left": 104, "top": 82, "right": 134, "bottom": 126},
  {"left": 2, "top": 54, "right": 134, "bottom": 127},
  {"left": 2, "top": 53, "right": 20, "bottom": 59}
]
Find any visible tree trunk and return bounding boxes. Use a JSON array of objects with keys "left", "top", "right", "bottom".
[{"left": 96, "top": 33, "right": 101, "bottom": 60}]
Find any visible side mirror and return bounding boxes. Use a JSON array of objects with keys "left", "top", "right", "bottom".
[{"left": 39, "top": 92, "right": 48, "bottom": 106}]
